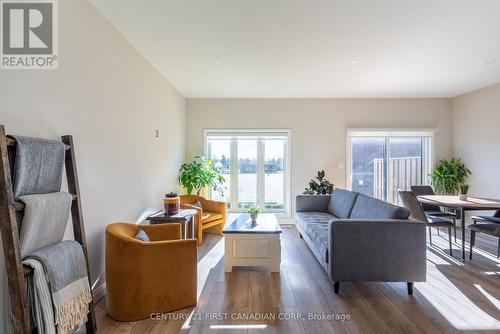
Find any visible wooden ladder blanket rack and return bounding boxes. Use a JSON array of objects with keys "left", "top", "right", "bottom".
[{"left": 0, "top": 125, "right": 97, "bottom": 334}]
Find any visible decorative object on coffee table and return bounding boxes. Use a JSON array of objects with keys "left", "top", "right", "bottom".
[
  {"left": 247, "top": 204, "right": 260, "bottom": 224},
  {"left": 164, "top": 192, "right": 180, "bottom": 215},
  {"left": 146, "top": 209, "right": 197, "bottom": 239},
  {"left": 223, "top": 213, "right": 282, "bottom": 272}
]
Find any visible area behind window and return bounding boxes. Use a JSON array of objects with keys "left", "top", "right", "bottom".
[
  {"left": 347, "top": 129, "right": 434, "bottom": 206},
  {"left": 205, "top": 130, "right": 290, "bottom": 215}
]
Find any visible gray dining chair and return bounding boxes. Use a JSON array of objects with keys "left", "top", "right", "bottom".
[
  {"left": 399, "top": 190, "right": 454, "bottom": 255},
  {"left": 411, "top": 185, "right": 458, "bottom": 242},
  {"left": 471, "top": 210, "right": 500, "bottom": 224},
  {"left": 468, "top": 223, "right": 500, "bottom": 259}
]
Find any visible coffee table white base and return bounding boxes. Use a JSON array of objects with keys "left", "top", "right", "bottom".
[{"left": 224, "top": 233, "right": 281, "bottom": 272}]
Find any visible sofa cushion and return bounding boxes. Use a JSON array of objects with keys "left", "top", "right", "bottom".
[
  {"left": 295, "top": 212, "right": 331, "bottom": 262},
  {"left": 327, "top": 189, "right": 358, "bottom": 219},
  {"left": 296, "top": 211, "right": 336, "bottom": 226},
  {"left": 350, "top": 194, "right": 410, "bottom": 219},
  {"left": 296, "top": 195, "right": 331, "bottom": 212},
  {"left": 309, "top": 224, "right": 329, "bottom": 263}
]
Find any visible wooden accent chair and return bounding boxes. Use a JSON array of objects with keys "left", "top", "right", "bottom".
[
  {"left": 180, "top": 195, "right": 227, "bottom": 245},
  {"left": 105, "top": 223, "right": 197, "bottom": 321}
]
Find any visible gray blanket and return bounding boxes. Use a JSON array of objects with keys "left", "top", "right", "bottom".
[
  {"left": 18, "top": 192, "right": 73, "bottom": 257},
  {"left": 24, "top": 241, "right": 92, "bottom": 334},
  {"left": 8, "top": 135, "right": 65, "bottom": 198}
]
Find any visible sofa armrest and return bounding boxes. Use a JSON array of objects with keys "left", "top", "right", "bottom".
[
  {"left": 328, "top": 219, "right": 426, "bottom": 282},
  {"left": 295, "top": 195, "right": 331, "bottom": 212}
]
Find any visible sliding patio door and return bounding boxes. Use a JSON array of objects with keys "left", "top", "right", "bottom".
[{"left": 347, "top": 130, "right": 434, "bottom": 205}]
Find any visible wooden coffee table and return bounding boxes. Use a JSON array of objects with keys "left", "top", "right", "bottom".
[{"left": 223, "top": 213, "right": 282, "bottom": 272}]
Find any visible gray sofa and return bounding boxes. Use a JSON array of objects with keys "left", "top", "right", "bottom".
[{"left": 295, "top": 188, "right": 426, "bottom": 295}]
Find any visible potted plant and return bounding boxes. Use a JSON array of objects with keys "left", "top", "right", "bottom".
[
  {"left": 458, "top": 184, "right": 470, "bottom": 201},
  {"left": 178, "top": 155, "right": 226, "bottom": 196},
  {"left": 247, "top": 205, "right": 261, "bottom": 224},
  {"left": 303, "top": 170, "right": 335, "bottom": 195},
  {"left": 429, "top": 158, "right": 471, "bottom": 195}
]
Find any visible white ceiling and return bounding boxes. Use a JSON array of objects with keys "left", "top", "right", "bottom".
[{"left": 89, "top": 0, "right": 500, "bottom": 98}]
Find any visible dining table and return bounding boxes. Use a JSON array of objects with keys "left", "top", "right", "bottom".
[{"left": 418, "top": 195, "right": 500, "bottom": 261}]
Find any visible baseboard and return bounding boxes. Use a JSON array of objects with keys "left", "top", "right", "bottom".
[{"left": 93, "top": 282, "right": 106, "bottom": 303}]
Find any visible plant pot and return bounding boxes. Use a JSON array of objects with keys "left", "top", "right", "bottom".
[
  {"left": 458, "top": 194, "right": 468, "bottom": 201},
  {"left": 250, "top": 213, "right": 258, "bottom": 223}
]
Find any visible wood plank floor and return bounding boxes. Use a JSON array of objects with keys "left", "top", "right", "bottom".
[{"left": 94, "top": 226, "right": 500, "bottom": 334}]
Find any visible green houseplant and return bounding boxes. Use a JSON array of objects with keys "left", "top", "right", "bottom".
[
  {"left": 458, "top": 183, "right": 470, "bottom": 201},
  {"left": 247, "top": 205, "right": 261, "bottom": 223},
  {"left": 429, "top": 158, "right": 471, "bottom": 195},
  {"left": 178, "top": 156, "right": 226, "bottom": 196},
  {"left": 303, "top": 170, "right": 335, "bottom": 195}
]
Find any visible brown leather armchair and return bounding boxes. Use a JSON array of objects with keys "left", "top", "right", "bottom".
[
  {"left": 105, "top": 223, "right": 197, "bottom": 321},
  {"left": 180, "top": 195, "right": 227, "bottom": 245}
]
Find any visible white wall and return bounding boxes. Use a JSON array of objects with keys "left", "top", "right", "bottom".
[
  {"left": 452, "top": 83, "right": 500, "bottom": 198},
  {"left": 0, "top": 1, "right": 185, "bottom": 330},
  {"left": 186, "top": 98, "right": 453, "bottom": 217}
]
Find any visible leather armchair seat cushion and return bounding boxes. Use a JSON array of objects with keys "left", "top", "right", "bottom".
[{"left": 202, "top": 212, "right": 223, "bottom": 223}]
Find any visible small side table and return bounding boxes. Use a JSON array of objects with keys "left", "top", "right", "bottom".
[{"left": 146, "top": 209, "right": 197, "bottom": 239}]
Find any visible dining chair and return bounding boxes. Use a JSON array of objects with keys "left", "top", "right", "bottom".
[
  {"left": 468, "top": 223, "right": 500, "bottom": 259},
  {"left": 471, "top": 210, "right": 500, "bottom": 224},
  {"left": 399, "top": 190, "right": 454, "bottom": 255},
  {"left": 411, "top": 185, "right": 458, "bottom": 242}
]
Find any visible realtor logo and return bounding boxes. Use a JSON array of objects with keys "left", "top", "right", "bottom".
[{"left": 1, "top": 0, "right": 58, "bottom": 69}]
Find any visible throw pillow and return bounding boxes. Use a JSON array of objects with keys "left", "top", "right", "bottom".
[
  {"left": 191, "top": 200, "right": 203, "bottom": 209},
  {"left": 134, "top": 229, "right": 150, "bottom": 242}
]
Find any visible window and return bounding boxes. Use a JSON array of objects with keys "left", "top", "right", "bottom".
[
  {"left": 205, "top": 130, "right": 290, "bottom": 215},
  {"left": 346, "top": 130, "right": 434, "bottom": 205}
]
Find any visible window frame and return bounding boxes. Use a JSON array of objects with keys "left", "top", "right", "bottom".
[
  {"left": 345, "top": 129, "right": 436, "bottom": 202},
  {"left": 203, "top": 129, "right": 292, "bottom": 217}
]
